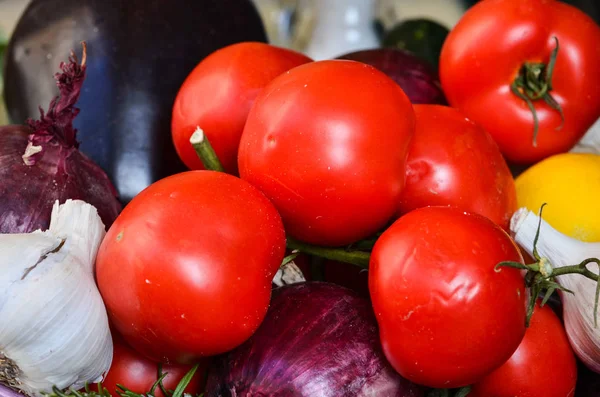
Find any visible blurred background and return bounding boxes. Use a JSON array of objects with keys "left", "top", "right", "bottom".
[{"left": 0, "top": 0, "right": 598, "bottom": 125}]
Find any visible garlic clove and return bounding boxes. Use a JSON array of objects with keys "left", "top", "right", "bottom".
[{"left": 0, "top": 199, "right": 113, "bottom": 396}]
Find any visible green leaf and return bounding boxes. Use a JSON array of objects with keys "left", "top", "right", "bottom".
[{"left": 171, "top": 364, "right": 199, "bottom": 397}]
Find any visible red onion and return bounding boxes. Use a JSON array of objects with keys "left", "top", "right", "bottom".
[
  {"left": 336, "top": 48, "right": 446, "bottom": 105},
  {"left": 0, "top": 385, "right": 21, "bottom": 397},
  {"left": 205, "top": 282, "right": 425, "bottom": 396},
  {"left": 0, "top": 44, "right": 121, "bottom": 233}
]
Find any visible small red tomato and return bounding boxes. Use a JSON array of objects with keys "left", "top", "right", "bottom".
[
  {"left": 98, "top": 333, "right": 208, "bottom": 397},
  {"left": 470, "top": 302, "right": 577, "bottom": 397},
  {"left": 238, "top": 60, "right": 415, "bottom": 247},
  {"left": 96, "top": 171, "right": 286, "bottom": 363},
  {"left": 369, "top": 206, "right": 527, "bottom": 388},
  {"left": 172, "top": 42, "right": 312, "bottom": 173},
  {"left": 398, "top": 105, "right": 517, "bottom": 230}
]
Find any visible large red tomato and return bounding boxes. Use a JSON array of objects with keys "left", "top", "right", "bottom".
[
  {"left": 238, "top": 60, "right": 415, "bottom": 247},
  {"left": 440, "top": 0, "right": 600, "bottom": 164},
  {"left": 97, "top": 333, "right": 208, "bottom": 397},
  {"left": 470, "top": 302, "right": 577, "bottom": 397},
  {"left": 96, "top": 171, "right": 286, "bottom": 364},
  {"left": 172, "top": 42, "right": 312, "bottom": 173},
  {"left": 369, "top": 206, "right": 527, "bottom": 388},
  {"left": 398, "top": 105, "right": 517, "bottom": 230}
]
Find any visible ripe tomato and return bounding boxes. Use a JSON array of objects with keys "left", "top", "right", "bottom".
[
  {"left": 96, "top": 171, "right": 286, "bottom": 364},
  {"left": 172, "top": 42, "right": 312, "bottom": 173},
  {"left": 398, "top": 105, "right": 517, "bottom": 230},
  {"left": 369, "top": 206, "right": 527, "bottom": 388},
  {"left": 470, "top": 302, "right": 577, "bottom": 397},
  {"left": 440, "top": 0, "right": 600, "bottom": 164},
  {"left": 238, "top": 60, "right": 415, "bottom": 247},
  {"left": 98, "top": 332, "right": 208, "bottom": 397}
]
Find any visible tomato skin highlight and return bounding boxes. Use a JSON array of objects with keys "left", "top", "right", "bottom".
[
  {"left": 98, "top": 333, "right": 208, "bottom": 397},
  {"left": 440, "top": 0, "right": 600, "bottom": 164},
  {"left": 399, "top": 105, "right": 517, "bottom": 230},
  {"left": 238, "top": 60, "right": 415, "bottom": 247},
  {"left": 172, "top": 42, "right": 312, "bottom": 173},
  {"left": 96, "top": 171, "right": 286, "bottom": 364},
  {"left": 369, "top": 206, "right": 527, "bottom": 388},
  {"left": 470, "top": 302, "right": 577, "bottom": 397}
]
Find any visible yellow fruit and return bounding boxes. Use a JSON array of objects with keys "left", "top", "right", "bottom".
[{"left": 515, "top": 153, "right": 600, "bottom": 242}]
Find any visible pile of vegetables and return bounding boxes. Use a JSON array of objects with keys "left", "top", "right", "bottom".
[{"left": 1, "top": 0, "right": 600, "bottom": 396}]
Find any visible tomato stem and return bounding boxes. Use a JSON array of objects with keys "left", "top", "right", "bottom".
[
  {"left": 496, "top": 203, "right": 600, "bottom": 327},
  {"left": 286, "top": 237, "right": 370, "bottom": 269},
  {"left": 454, "top": 386, "right": 472, "bottom": 397},
  {"left": 510, "top": 37, "right": 564, "bottom": 147},
  {"left": 190, "top": 127, "right": 225, "bottom": 172}
]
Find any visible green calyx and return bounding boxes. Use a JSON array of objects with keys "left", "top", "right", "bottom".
[
  {"left": 511, "top": 37, "right": 565, "bottom": 147},
  {"left": 495, "top": 203, "right": 600, "bottom": 328}
]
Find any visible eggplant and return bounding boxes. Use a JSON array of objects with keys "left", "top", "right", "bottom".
[{"left": 4, "top": 0, "right": 267, "bottom": 203}]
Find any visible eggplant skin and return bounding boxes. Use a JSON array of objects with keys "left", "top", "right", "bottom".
[{"left": 4, "top": 0, "right": 267, "bottom": 203}]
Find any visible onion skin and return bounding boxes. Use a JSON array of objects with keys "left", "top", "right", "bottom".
[
  {"left": 205, "top": 282, "right": 425, "bottom": 397},
  {"left": 0, "top": 125, "right": 121, "bottom": 233},
  {"left": 0, "top": 385, "right": 22, "bottom": 397},
  {"left": 336, "top": 48, "right": 446, "bottom": 105}
]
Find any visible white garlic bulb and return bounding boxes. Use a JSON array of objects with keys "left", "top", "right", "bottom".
[{"left": 0, "top": 199, "right": 113, "bottom": 396}]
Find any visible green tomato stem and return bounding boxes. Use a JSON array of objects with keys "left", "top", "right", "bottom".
[
  {"left": 510, "top": 37, "right": 564, "bottom": 147},
  {"left": 190, "top": 127, "right": 225, "bottom": 172},
  {"left": 496, "top": 203, "right": 600, "bottom": 327},
  {"left": 286, "top": 237, "right": 371, "bottom": 269}
]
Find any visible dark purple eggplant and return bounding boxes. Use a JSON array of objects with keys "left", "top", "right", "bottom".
[
  {"left": 4, "top": 0, "right": 267, "bottom": 203},
  {"left": 205, "top": 282, "right": 425, "bottom": 397}
]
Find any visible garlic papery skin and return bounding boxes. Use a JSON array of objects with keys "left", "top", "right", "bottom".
[
  {"left": 510, "top": 207, "right": 600, "bottom": 373},
  {"left": 0, "top": 199, "right": 113, "bottom": 396}
]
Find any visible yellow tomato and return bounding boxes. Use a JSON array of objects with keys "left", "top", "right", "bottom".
[{"left": 515, "top": 153, "right": 600, "bottom": 242}]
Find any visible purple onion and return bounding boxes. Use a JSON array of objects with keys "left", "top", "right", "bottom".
[
  {"left": 336, "top": 48, "right": 446, "bottom": 105},
  {"left": 0, "top": 385, "right": 22, "bottom": 397},
  {"left": 0, "top": 44, "right": 121, "bottom": 233},
  {"left": 205, "top": 282, "right": 425, "bottom": 396}
]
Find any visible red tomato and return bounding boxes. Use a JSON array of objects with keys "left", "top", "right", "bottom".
[
  {"left": 96, "top": 171, "right": 286, "bottom": 364},
  {"left": 470, "top": 302, "right": 577, "bottom": 397},
  {"left": 440, "top": 0, "right": 600, "bottom": 164},
  {"left": 98, "top": 333, "right": 208, "bottom": 397},
  {"left": 172, "top": 42, "right": 312, "bottom": 173},
  {"left": 369, "top": 206, "right": 527, "bottom": 388},
  {"left": 398, "top": 105, "right": 517, "bottom": 230},
  {"left": 238, "top": 60, "right": 415, "bottom": 247}
]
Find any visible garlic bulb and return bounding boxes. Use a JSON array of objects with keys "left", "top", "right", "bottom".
[
  {"left": 510, "top": 207, "right": 600, "bottom": 373},
  {"left": 0, "top": 199, "right": 113, "bottom": 396}
]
